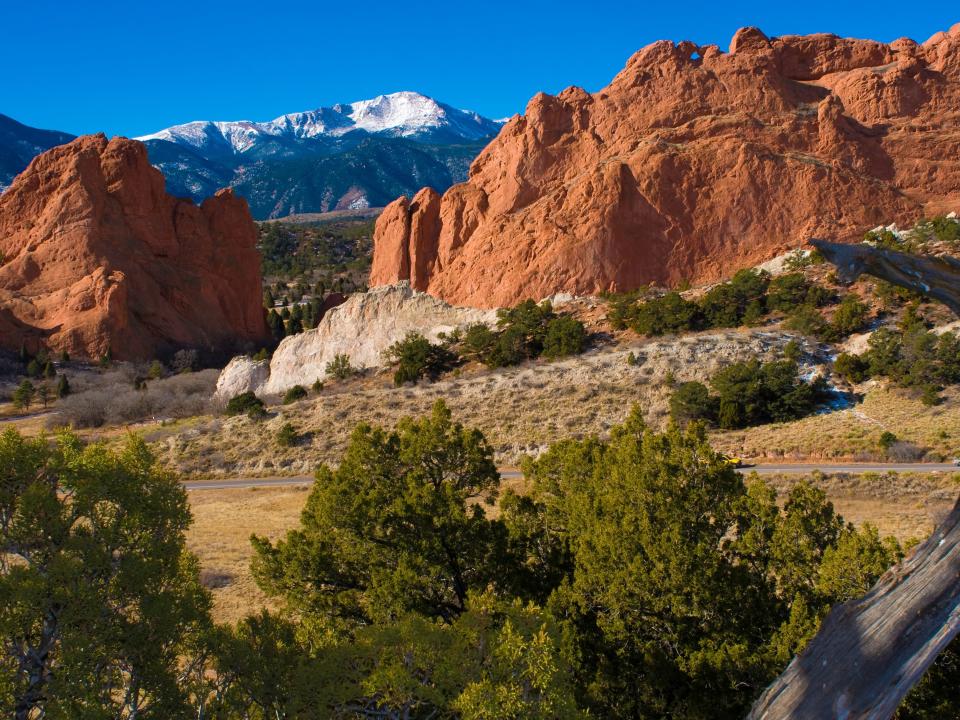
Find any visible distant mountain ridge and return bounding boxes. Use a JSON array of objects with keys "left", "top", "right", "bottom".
[
  {"left": 135, "top": 92, "right": 505, "bottom": 219},
  {"left": 137, "top": 91, "right": 502, "bottom": 148},
  {"left": 0, "top": 114, "right": 75, "bottom": 191},
  {"left": 0, "top": 93, "right": 506, "bottom": 219}
]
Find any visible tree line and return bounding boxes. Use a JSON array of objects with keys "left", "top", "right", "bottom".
[{"left": 3, "top": 403, "right": 955, "bottom": 718}]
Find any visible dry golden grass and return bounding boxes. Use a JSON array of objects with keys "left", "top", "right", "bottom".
[
  {"left": 155, "top": 329, "right": 788, "bottom": 478},
  {"left": 186, "top": 485, "right": 309, "bottom": 624},
  {"left": 712, "top": 385, "right": 960, "bottom": 462},
  {"left": 185, "top": 470, "right": 958, "bottom": 623}
]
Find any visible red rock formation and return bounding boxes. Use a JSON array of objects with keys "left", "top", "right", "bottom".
[
  {"left": 0, "top": 134, "right": 270, "bottom": 360},
  {"left": 371, "top": 25, "right": 960, "bottom": 308}
]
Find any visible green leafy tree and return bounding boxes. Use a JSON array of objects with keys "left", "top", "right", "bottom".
[
  {"left": 251, "top": 400, "right": 507, "bottom": 627},
  {"left": 0, "top": 430, "right": 211, "bottom": 719},
  {"left": 11, "top": 380, "right": 35, "bottom": 411},
  {"left": 516, "top": 412, "right": 903, "bottom": 718}
]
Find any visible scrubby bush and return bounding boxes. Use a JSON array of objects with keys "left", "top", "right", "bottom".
[
  {"left": 835, "top": 352, "right": 869, "bottom": 383},
  {"left": 668, "top": 359, "right": 824, "bottom": 430},
  {"left": 459, "top": 301, "right": 588, "bottom": 367},
  {"left": 631, "top": 291, "right": 700, "bottom": 335},
  {"left": 276, "top": 422, "right": 299, "bottom": 447},
  {"left": 147, "top": 360, "right": 165, "bottom": 380},
  {"left": 766, "top": 273, "right": 830, "bottom": 313},
  {"left": 225, "top": 391, "right": 266, "bottom": 418},
  {"left": 783, "top": 339, "right": 802, "bottom": 362},
  {"left": 784, "top": 304, "right": 834, "bottom": 341},
  {"left": 56, "top": 370, "right": 218, "bottom": 428},
  {"left": 669, "top": 381, "right": 718, "bottom": 425},
  {"left": 282, "top": 385, "right": 308, "bottom": 404},
  {"left": 542, "top": 315, "right": 588, "bottom": 359},
  {"left": 830, "top": 292, "right": 869, "bottom": 337},
  {"left": 384, "top": 332, "right": 458, "bottom": 386},
  {"left": 610, "top": 268, "right": 837, "bottom": 338},
  {"left": 842, "top": 328, "right": 960, "bottom": 400},
  {"left": 326, "top": 353, "right": 356, "bottom": 380}
]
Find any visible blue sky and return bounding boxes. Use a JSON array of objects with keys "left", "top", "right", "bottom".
[{"left": 2, "top": 1, "right": 956, "bottom": 137}]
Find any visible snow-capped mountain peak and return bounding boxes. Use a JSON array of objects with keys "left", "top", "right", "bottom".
[{"left": 135, "top": 92, "right": 503, "bottom": 153}]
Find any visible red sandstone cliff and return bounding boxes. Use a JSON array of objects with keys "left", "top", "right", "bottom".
[
  {"left": 371, "top": 25, "right": 960, "bottom": 307},
  {"left": 0, "top": 134, "right": 269, "bottom": 360}
]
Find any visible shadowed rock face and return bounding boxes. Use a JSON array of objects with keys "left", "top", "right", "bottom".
[
  {"left": 371, "top": 25, "right": 960, "bottom": 308},
  {"left": 0, "top": 134, "right": 270, "bottom": 360},
  {"left": 810, "top": 238, "right": 960, "bottom": 316}
]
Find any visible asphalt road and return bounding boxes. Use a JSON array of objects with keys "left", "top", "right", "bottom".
[{"left": 182, "top": 463, "right": 959, "bottom": 491}]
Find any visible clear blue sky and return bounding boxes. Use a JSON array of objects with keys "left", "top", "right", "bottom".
[{"left": 2, "top": 1, "right": 956, "bottom": 138}]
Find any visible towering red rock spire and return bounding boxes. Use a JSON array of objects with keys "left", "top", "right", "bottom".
[
  {"left": 371, "top": 25, "right": 960, "bottom": 308},
  {"left": 0, "top": 134, "right": 270, "bottom": 360}
]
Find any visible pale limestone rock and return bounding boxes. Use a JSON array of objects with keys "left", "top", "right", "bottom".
[
  {"left": 214, "top": 283, "right": 498, "bottom": 398},
  {"left": 214, "top": 356, "right": 271, "bottom": 401}
]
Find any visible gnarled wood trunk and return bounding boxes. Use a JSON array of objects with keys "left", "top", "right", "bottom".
[{"left": 748, "top": 497, "right": 960, "bottom": 719}]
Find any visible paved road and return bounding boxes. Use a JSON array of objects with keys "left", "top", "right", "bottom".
[{"left": 182, "top": 463, "right": 959, "bottom": 490}]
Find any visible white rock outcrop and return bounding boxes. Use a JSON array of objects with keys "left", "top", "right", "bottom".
[
  {"left": 213, "top": 356, "right": 270, "bottom": 403},
  {"left": 215, "top": 283, "right": 498, "bottom": 398}
]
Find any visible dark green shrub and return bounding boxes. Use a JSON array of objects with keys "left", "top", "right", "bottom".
[
  {"left": 834, "top": 353, "right": 869, "bottom": 383},
  {"left": 56, "top": 374, "right": 71, "bottom": 399},
  {"left": 276, "top": 422, "right": 299, "bottom": 447},
  {"left": 878, "top": 431, "right": 898, "bottom": 450},
  {"left": 766, "top": 273, "right": 828, "bottom": 313},
  {"left": 225, "top": 391, "right": 265, "bottom": 418},
  {"left": 783, "top": 339, "right": 801, "bottom": 362},
  {"left": 283, "top": 385, "right": 308, "bottom": 404},
  {"left": 631, "top": 292, "right": 700, "bottom": 335},
  {"left": 542, "top": 316, "right": 587, "bottom": 359},
  {"left": 831, "top": 293, "right": 869, "bottom": 337},
  {"left": 326, "top": 354, "right": 356, "bottom": 380},
  {"left": 784, "top": 305, "right": 834, "bottom": 341},
  {"left": 670, "top": 381, "right": 718, "bottom": 425},
  {"left": 385, "top": 332, "right": 457, "bottom": 386},
  {"left": 710, "top": 359, "right": 824, "bottom": 429},
  {"left": 461, "top": 323, "right": 497, "bottom": 359}
]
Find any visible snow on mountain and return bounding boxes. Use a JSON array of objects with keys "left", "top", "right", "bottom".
[{"left": 136, "top": 92, "right": 503, "bottom": 153}]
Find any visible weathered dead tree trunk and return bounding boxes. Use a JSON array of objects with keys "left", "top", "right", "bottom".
[
  {"left": 809, "top": 238, "right": 960, "bottom": 316},
  {"left": 748, "top": 497, "right": 960, "bottom": 719}
]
